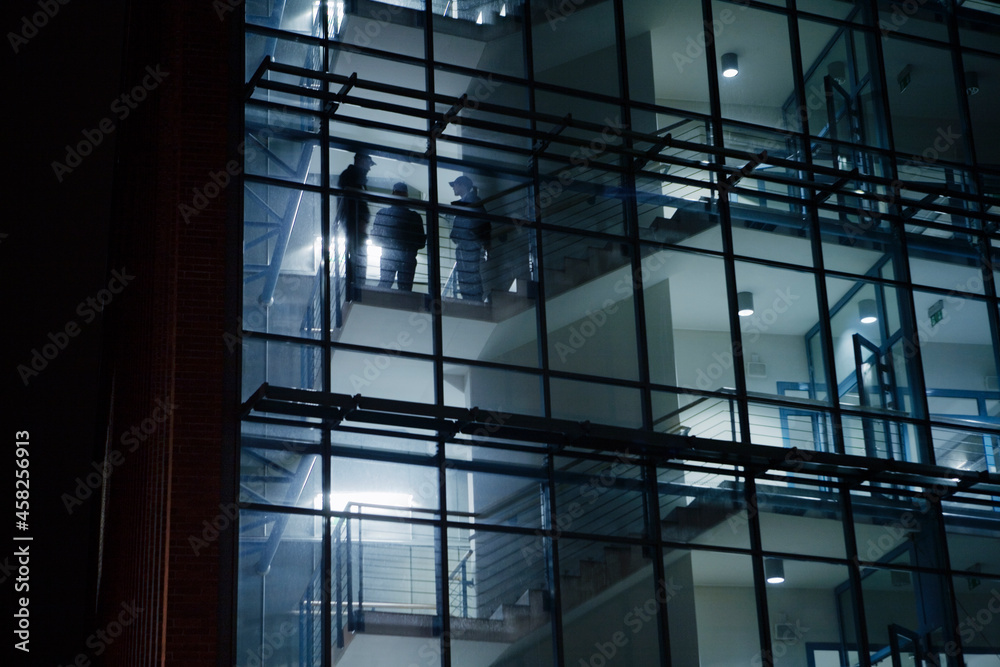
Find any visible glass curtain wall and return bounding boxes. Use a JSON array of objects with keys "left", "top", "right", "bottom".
[
  {"left": 238, "top": 0, "right": 1000, "bottom": 664},
  {"left": 235, "top": 413, "right": 1000, "bottom": 667}
]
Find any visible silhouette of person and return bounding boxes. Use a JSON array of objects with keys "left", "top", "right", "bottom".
[
  {"left": 449, "top": 175, "right": 490, "bottom": 301},
  {"left": 336, "top": 152, "right": 374, "bottom": 297},
  {"left": 371, "top": 182, "right": 426, "bottom": 291}
]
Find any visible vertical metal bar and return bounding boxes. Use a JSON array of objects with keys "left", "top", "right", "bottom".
[
  {"left": 319, "top": 8, "right": 333, "bottom": 664},
  {"left": 335, "top": 524, "right": 343, "bottom": 649},
  {"left": 889, "top": 212, "right": 934, "bottom": 464},
  {"left": 357, "top": 516, "right": 364, "bottom": 630},
  {"left": 645, "top": 458, "right": 671, "bottom": 667},
  {"left": 789, "top": 0, "right": 848, "bottom": 458},
  {"left": 461, "top": 560, "right": 468, "bottom": 618},
  {"left": 545, "top": 453, "right": 565, "bottom": 667},
  {"left": 611, "top": 0, "right": 652, "bottom": 432},
  {"left": 700, "top": 0, "right": 752, "bottom": 445},
  {"left": 520, "top": 0, "right": 551, "bottom": 418},
  {"left": 436, "top": 439, "right": 451, "bottom": 667},
  {"left": 842, "top": 485, "right": 873, "bottom": 667},
  {"left": 745, "top": 475, "right": 774, "bottom": 664},
  {"left": 346, "top": 510, "right": 354, "bottom": 632}
]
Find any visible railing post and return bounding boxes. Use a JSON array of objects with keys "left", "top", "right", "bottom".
[
  {"left": 357, "top": 516, "right": 364, "bottom": 630},
  {"left": 345, "top": 514, "right": 354, "bottom": 632},
  {"left": 335, "top": 525, "right": 344, "bottom": 649},
  {"left": 461, "top": 560, "right": 468, "bottom": 618},
  {"left": 729, "top": 398, "right": 737, "bottom": 441}
]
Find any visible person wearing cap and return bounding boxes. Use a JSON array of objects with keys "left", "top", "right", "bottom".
[
  {"left": 336, "top": 152, "right": 375, "bottom": 298},
  {"left": 448, "top": 175, "right": 490, "bottom": 301},
  {"left": 370, "top": 182, "right": 426, "bottom": 291}
]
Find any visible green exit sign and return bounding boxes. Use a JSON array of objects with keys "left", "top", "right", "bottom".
[{"left": 929, "top": 299, "right": 944, "bottom": 326}]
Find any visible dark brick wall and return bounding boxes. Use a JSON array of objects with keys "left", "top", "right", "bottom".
[{"left": 97, "top": 2, "right": 236, "bottom": 665}]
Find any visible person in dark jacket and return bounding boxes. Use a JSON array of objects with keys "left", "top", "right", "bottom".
[
  {"left": 448, "top": 175, "right": 490, "bottom": 301},
  {"left": 370, "top": 182, "right": 426, "bottom": 291},
  {"left": 336, "top": 152, "right": 374, "bottom": 297}
]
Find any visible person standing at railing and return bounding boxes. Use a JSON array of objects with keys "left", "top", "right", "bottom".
[
  {"left": 337, "top": 151, "right": 374, "bottom": 300},
  {"left": 370, "top": 182, "right": 426, "bottom": 291},
  {"left": 449, "top": 175, "right": 490, "bottom": 301}
]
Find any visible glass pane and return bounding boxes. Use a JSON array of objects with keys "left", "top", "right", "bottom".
[
  {"left": 329, "top": 347, "right": 436, "bottom": 402},
  {"left": 447, "top": 529, "right": 555, "bottom": 664},
  {"left": 729, "top": 192, "right": 813, "bottom": 268},
  {"left": 654, "top": 390, "right": 741, "bottom": 442},
  {"left": 442, "top": 363, "right": 544, "bottom": 415},
  {"left": 759, "top": 484, "right": 846, "bottom": 558},
  {"left": 560, "top": 538, "right": 663, "bottom": 666},
  {"left": 532, "top": 0, "right": 620, "bottom": 97},
  {"left": 244, "top": 184, "right": 322, "bottom": 339},
  {"left": 945, "top": 501, "right": 1000, "bottom": 579},
  {"left": 243, "top": 337, "right": 323, "bottom": 398},
  {"left": 877, "top": 0, "right": 948, "bottom": 41},
  {"left": 331, "top": 515, "right": 440, "bottom": 645},
  {"left": 735, "top": 263, "right": 822, "bottom": 400},
  {"left": 798, "top": 0, "right": 863, "bottom": 22},
  {"left": 882, "top": 37, "right": 966, "bottom": 162},
  {"left": 434, "top": 0, "right": 525, "bottom": 78},
  {"left": 622, "top": 0, "right": 710, "bottom": 117},
  {"left": 714, "top": 3, "right": 799, "bottom": 133},
  {"left": 644, "top": 249, "right": 735, "bottom": 391},
  {"left": 543, "top": 231, "right": 639, "bottom": 381},
  {"left": 550, "top": 377, "right": 643, "bottom": 428},
  {"left": 238, "top": 511, "right": 320, "bottom": 667},
  {"left": 964, "top": 52, "right": 1000, "bottom": 165},
  {"left": 662, "top": 549, "right": 762, "bottom": 664},
  {"left": 447, "top": 468, "right": 544, "bottom": 528},
  {"left": 765, "top": 562, "right": 857, "bottom": 667},
  {"left": 659, "top": 465, "right": 751, "bottom": 549},
  {"left": 799, "top": 21, "right": 885, "bottom": 149},
  {"left": 917, "top": 293, "right": 998, "bottom": 421},
  {"left": 240, "top": 446, "right": 322, "bottom": 509},
  {"left": 330, "top": 455, "right": 440, "bottom": 514},
  {"left": 951, "top": 574, "right": 1000, "bottom": 663},
  {"left": 639, "top": 156, "right": 723, "bottom": 252},
  {"left": 748, "top": 401, "right": 834, "bottom": 452},
  {"left": 536, "top": 158, "right": 627, "bottom": 236},
  {"left": 555, "top": 455, "right": 646, "bottom": 537}
]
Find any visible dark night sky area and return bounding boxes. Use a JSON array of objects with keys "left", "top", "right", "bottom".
[{"left": 6, "top": 1, "right": 128, "bottom": 664}]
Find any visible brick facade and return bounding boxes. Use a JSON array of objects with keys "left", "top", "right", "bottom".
[{"left": 97, "top": 3, "right": 236, "bottom": 665}]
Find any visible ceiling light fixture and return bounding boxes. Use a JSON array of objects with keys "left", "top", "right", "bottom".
[
  {"left": 737, "top": 291, "right": 755, "bottom": 317},
  {"left": 828, "top": 60, "right": 847, "bottom": 86},
  {"left": 765, "top": 558, "right": 785, "bottom": 584},
  {"left": 859, "top": 298, "right": 878, "bottom": 324},
  {"left": 722, "top": 52, "right": 739, "bottom": 78},
  {"left": 966, "top": 71, "right": 980, "bottom": 96}
]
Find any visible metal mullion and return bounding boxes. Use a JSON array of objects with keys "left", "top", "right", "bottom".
[
  {"left": 423, "top": 6, "right": 450, "bottom": 666},
  {"left": 977, "top": 235, "right": 1000, "bottom": 435},
  {"left": 643, "top": 458, "right": 671, "bottom": 667},
  {"left": 745, "top": 474, "right": 775, "bottom": 663},
  {"left": 700, "top": 0, "right": 752, "bottom": 445},
  {"left": 890, "top": 211, "right": 935, "bottom": 464},
  {"left": 863, "top": 0, "right": 897, "bottom": 156},
  {"left": 317, "top": 12, "right": 334, "bottom": 665},
  {"left": 840, "top": 488, "right": 873, "bottom": 667},
  {"left": 519, "top": 5, "right": 563, "bottom": 659},
  {"left": 789, "top": 0, "right": 849, "bottom": 455},
  {"left": 542, "top": 449, "right": 565, "bottom": 666},
  {"left": 614, "top": 0, "right": 667, "bottom": 437}
]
